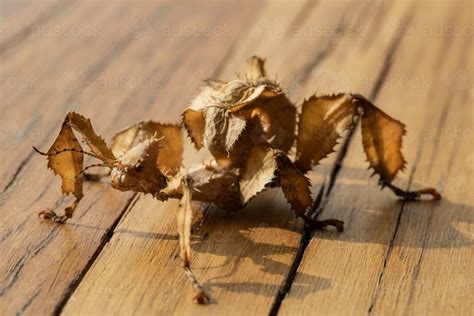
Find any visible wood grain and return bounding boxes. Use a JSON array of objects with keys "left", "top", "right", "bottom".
[
  {"left": 0, "top": 0, "right": 472, "bottom": 315},
  {"left": 280, "top": 1, "right": 474, "bottom": 315},
  {"left": 0, "top": 1, "right": 262, "bottom": 314}
]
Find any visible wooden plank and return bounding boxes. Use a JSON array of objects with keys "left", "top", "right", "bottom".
[
  {"left": 0, "top": 1, "right": 172, "bottom": 314},
  {"left": 279, "top": 1, "right": 473, "bottom": 315},
  {"left": 0, "top": 0, "right": 66, "bottom": 45},
  {"left": 0, "top": 1, "right": 261, "bottom": 315},
  {"left": 61, "top": 1, "right": 311, "bottom": 314},
  {"left": 369, "top": 3, "right": 474, "bottom": 314},
  {"left": 1, "top": 0, "right": 154, "bottom": 187},
  {"left": 60, "top": 1, "right": 429, "bottom": 315},
  {"left": 2, "top": 1, "right": 471, "bottom": 315}
]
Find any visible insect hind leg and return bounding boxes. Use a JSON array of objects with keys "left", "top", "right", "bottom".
[
  {"left": 380, "top": 180, "right": 441, "bottom": 201},
  {"left": 302, "top": 214, "right": 344, "bottom": 232}
]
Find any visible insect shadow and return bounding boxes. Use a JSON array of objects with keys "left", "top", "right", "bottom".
[
  {"left": 109, "top": 166, "right": 472, "bottom": 299},
  {"left": 310, "top": 166, "right": 473, "bottom": 250}
]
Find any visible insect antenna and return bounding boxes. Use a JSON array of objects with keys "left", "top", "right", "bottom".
[{"left": 33, "top": 146, "right": 102, "bottom": 160}]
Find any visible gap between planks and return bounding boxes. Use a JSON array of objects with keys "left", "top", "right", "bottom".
[{"left": 269, "top": 5, "right": 414, "bottom": 313}]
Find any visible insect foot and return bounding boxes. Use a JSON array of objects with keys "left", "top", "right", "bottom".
[
  {"left": 38, "top": 196, "right": 82, "bottom": 224},
  {"left": 381, "top": 180, "right": 442, "bottom": 201},
  {"left": 194, "top": 290, "right": 211, "bottom": 305},
  {"left": 38, "top": 209, "right": 69, "bottom": 224},
  {"left": 302, "top": 215, "right": 345, "bottom": 232}
]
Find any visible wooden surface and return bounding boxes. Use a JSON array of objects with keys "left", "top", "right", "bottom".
[{"left": 0, "top": 0, "right": 472, "bottom": 315}]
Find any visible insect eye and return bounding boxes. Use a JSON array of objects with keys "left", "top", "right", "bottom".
[{"left": 135, "top": 162, "right": 144, "bottom": 172}]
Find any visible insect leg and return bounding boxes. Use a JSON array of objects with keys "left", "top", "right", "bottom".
[
  {"left": 380, "top": 180, "right": 441, "bottom": 201},
  {"left": 177, "top": 177, "right": 211, "bottom": 304},
  {"left": 38, "top": 194, "right": 83, "bottom": 223},
  {"left": 183, "top": 266, "right": 211, "bottom": 304},
  {"left": 301, "top": 214, "right": 344, "bottom": 232}
]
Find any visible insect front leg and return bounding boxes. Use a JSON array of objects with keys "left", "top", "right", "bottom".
[
  {"left": 39, "top": 194, "right": 83, "bottom": 223},
  {"left": 34, "top": 112, "right": 116, "bottom": 224},
  {"left": 176, "top": 176, "right": 211, "bottom": 304}
]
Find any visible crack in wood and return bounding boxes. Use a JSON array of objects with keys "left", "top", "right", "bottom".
[
  {"left": 270, "top": 5, "right": 415, "bottom": 315},
  {"left": 44, "top": 3, "right": 262, "bottom": 313},
  {"left": 367, "top": 22, "right": 470, "bottom": 314},
  {"left": 403, "top": 108, "right": 464, "bottom": 312},
  {"left": 0, "top": 0, "right": 77, "bottom": 55},
  {"left": 0, "top": 178, "right": 55, "bottom": 246},
  {"left": 290, "top": 2, "right": 370, "bottom": 93},
  {"left": 0, "top": 227, "right": 59, "bottom": 296},
  {"left": 1, "top": 1, "right": 174, "bottom": 213},
  {"left": 211, "top": 5, "right": 263, "bottom": 80},
  {"left": 16, "top": 289, "right": 41, "bottom": 316},
  {"left": 2, "top": 151, "right": 33, "bottom": 194},
  {"left": 369, "top": 10, "right": 414, "bottom": 102},
  {"left": 284, "top": 0, "right": 319, "bottom": 38},
  {"left": 52, "top": 194, "right": 139, "bottom": 316},
  {"left": 0, "top": 3, "right": 175, "bottom": 311},
  {"left": 296, "top": 44, "right": 336, "bottom": 89},
  {"left": 1, "top": 116, "right": 42, "bottom": 197},
  {"left": 268, "top": 187, "right": 325, "bottom": 316},
  {"left": 406, "top": 57, "right": 469, "bottom": 316},
  {"left": 365, "top": 14, "right": 417, "bottom": 314},
  {"left": 367, "top": 143, "right": 420, "bottom": 315}
]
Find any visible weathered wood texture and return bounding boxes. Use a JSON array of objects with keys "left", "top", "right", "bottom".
[{"left": 0, "top": 0, "right": 472, "bottom": 315}]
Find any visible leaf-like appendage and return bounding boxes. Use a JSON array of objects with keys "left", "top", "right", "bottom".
[
  {"left": 182, "top": 109, "right": 205, "bottom": 150},
  {"left": 238, "top": 93, "right": 296, "bottom": 153},
  {"left": 296, "top": 93, "right": 408, "bottom": 183},
  {"left": 111, "top": 121, "right": 183, "bottom": 175},
  {"left": 177, "top": 178, "right": 193, "bottom": 267},
  {"left": 361, "top": 102, "right": 407, "bottom": 183},
  {"left": 296, "top": 94, "right": 357, "bottom": 173},
  {"left": 66, "top": 112, "right": 115, "bottom": 163},
  {"left": 187, "top": 165, "right": 242, "bottom": 211},
  {"left": 239, "top": 145, "right": 278, "bottom": 204},
  {"left": 239, "top": 146, "right": 312, "bottom": 217},
  {"left": 203, "top": 106, "right": 247, "bottom": 154},
  {"left": 47, "top": 121, "right": 84, "bottom": 199},
  {"left": 276, "top": 153, "right": 312, "bottom": 217}
]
